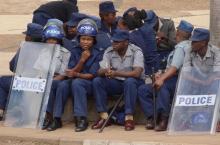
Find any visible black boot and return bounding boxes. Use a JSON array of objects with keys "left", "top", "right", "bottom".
[
  {"left": 75, "top": 116, "right": 88, "bottom": 132},
  {"left": 41, "top": 113, "right": 52, "bottom": 130},
  {"left": 47, "top": 117, "right": 62, "bottom": 131}
]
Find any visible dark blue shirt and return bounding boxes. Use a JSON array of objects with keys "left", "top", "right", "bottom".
[
  {"left": 95, "top": 30, "right": 112, "bottom": 53},
  {"left": 129, "top": 22, "right": 159, "bottom": 74},
  {"left": 68, "top": 46, "right": 102, "bottom": 76},
  {"left": 63, "top": 37, "right": 78, "bottom": 51},
  {"left": 99, "top": 21, "right": 117, "bottom": 37}
]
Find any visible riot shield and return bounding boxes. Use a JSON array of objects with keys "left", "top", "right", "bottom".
[
  {"left": 4, "top": 41, "right": 63, "bottom": 128},
  {"left": 168, "top": 66, "right": 220, "bottom": 135}
]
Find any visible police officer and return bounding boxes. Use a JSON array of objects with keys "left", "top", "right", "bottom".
[
  {"left": 92, "top": 29, "right": 145, "bottom": 131},
  {"left": 145, "top": 10, "right": 176, "bottom": 51},
  {"left": 121, "top": 8, "right": 159, "bottom": 75},
  {"left": 32, "top": 0, "right": 78, "bottom": 26},
  {"left": 145, "top": 10, "right": 176, "bottom": 70},
  {"left": 99, "top": 1, "right": 118, "bottom": 36},
  {"left": 0, "top": 23, "right": 43, "bottom": 121},
  {"left": 138, "top": 20, "right": 194, "bottom": 131},
  {"left": 63, "top": 13, "right": 88, "bottom": 51},
  {"left": 40, "top": 24, "right": 71, "bottom": 130},
  {"left": 44, "top": 19, "right": 101, "bottom": 132},
  {"left": 182, "top": 28, "right": 220, "bottom": 92}
]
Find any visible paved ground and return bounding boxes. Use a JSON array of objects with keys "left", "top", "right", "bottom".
[{"left": 0, "top": 122, "right": 220, "bottom": 145}]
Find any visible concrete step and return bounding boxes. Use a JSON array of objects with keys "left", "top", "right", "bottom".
[{"left": 0, "top": 122, "right": 219, "bottom": 145}]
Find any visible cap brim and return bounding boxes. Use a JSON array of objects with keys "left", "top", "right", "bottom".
[{"left": 112, "top": 38, "right": 126, "bottom": 42}]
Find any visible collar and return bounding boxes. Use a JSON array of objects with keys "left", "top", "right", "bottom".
[
  {"left": 111, "top": 45, "right": 133, "bottom": 58},
  {"left": 158, "top": 18, "right": 163, "bottom": 32}
]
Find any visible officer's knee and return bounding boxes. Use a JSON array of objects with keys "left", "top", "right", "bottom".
[
  {"left": 72, "top": 78, "right": 84, "bottom": 87},
  {"left": 124, "top": 78, "right": 137, "bottom": 86},
  {"left": 138, "top": 84, "right": 152, "bottom": 98},
  {"left": 57, "top": 80, "right": 69, "bottom": 90},
  {"left": 92, "top": 77, "right": 103, "bottom": 86}
]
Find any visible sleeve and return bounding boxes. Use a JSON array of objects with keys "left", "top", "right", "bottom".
[
  {"left": 182, "top": 48, "right": 193, "bottom": 72},
  {"left": 167, "top": 20, "right": 176, "bottom": 49},
  {"left": 99, "top": 50, "right": 111, "bottom": 69},
  {"left": 171, "top": 46, "right": 185, "bottom": 70},
  {"left": 213, "top": 47, "right": 220, "bottom": 72},
  {"left": 67, "top": 50, "right": 78, "bottom": 69},
  {"left": 89, "top": 56, "right": 101, "bottom": 76},
  {"left": 9, "top": 48, "right": 20, "bottom": 73},
  {"left": 133, "top": 50, "right": 144, "bottom": 69},
  {"left": 57, "top": 48, "right": 71, "bottom": 75}
]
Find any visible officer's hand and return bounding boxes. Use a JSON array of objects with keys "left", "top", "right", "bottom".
[
  {"left": 105, "top": 69, "right": 117, "bottom": 78},
  {"left": 65, "top": 69, "right": 78, "bottom": 78},
  {"left": 80, "top": 50, "right": 91, "bottom": 62},
  {"left": 153, "top": 78, "right": 164, "bottom": 90},
  {"left": 156, "top": 32, "right": 166, "bottom": 39}
]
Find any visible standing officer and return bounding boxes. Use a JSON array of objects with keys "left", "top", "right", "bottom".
[
  {"left": 121, "top": 8, "right": 159, "bottom": 75},
  {"left": 92, "top": 29, "right": 145, "bottom": 131},
  {"left": 99, "top": 1, "right": 118, "bottom": 36},
  {"left": 32, "top": 0, "right": 78, "bottom": 26},
  {"left": 0, "top": 23, "right": 43, "bottom": 121},
  {"left": 138, "top": 20, "right": 194, "bottom": 131}
]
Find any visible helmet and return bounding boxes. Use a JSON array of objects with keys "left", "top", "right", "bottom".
[
  {"left": 77, "top": 18, "right": 98, "bottom": 36},
  {"left": 44, "top": 19, "right": 65, "bottom": 34},
  {"left": 43, "top": 25, "right": 64, "bottom": 40}
]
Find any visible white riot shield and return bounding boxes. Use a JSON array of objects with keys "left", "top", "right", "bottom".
[
  {"left": 168, "top": 66, "right": 220, "bottom": 135},
  {"left": 4, "top": 41, "right": 69, "bottom": 128}
]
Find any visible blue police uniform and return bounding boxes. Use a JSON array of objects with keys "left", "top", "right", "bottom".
[
  {"left": 99, "top": 1, "right": 118, "bottom": 36},
  {"left": 129, "top": 22, "right": 159, "bottom": 75},
  {"left": 93, "top": 30, "right": 145, "bottom": 115},
  {"left": 63, "top": 13, "right": 88, "bottom": 51},
  {"left": 0, "top": 23, "right": 43, "bottom": 110},
  {"left": 138, "top": 20, "right": 194, "bottom": 119},
  {"left": 47, "top": 46, "right": 101, "bottom": 118}
]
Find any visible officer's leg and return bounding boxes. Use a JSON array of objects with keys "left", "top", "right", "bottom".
[
  {"left": 47, "top": 79, "right": 71, "bottom": 131},
  {"left": 46, "top": 80, "right": 62, "bottom": 115},
  {"left": 123, "top": 78, "right": 144, "bottom": 131},
  {"left": 0, "top": 76, "right": 13, "bottom": 110},
  {"left": 156, "top": 76, "right": 177, "bottom": 116},
  {"left": 155, "top": 76, "right": 177, "bottom": 131},
  {"left": 92, "top": 77, "right": 123, "bottom": 129},
  {"left": 138, "top": 84, "right": 154, "bottom": 118},
  {"left": 72, "top": 78, "right": 92, "bottom": 117},
  {"left": 123, "top": 78, "right": 144, "bottom": 115},
  {"left": 53, "top": 79, "right": 72, "bottom": 118},
  {"left": 72, "top": 78, "right": 92, "bottom": 132},
  {"left": 93, "top": 77, "right": 123, "bottom": 113}
]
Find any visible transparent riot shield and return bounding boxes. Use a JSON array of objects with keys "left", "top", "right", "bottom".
[
  {"left": 168, "top": 66, "right": 220, "bottom": 135},
  {"left": 4, "top": 41, "right": 65, "bottom": 128}
]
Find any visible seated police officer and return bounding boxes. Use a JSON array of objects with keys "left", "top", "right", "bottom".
[
  {"left": 0, "top": 23, "right": 43, "bottom": 121},
  {"left": 92, "top": 29, "right": 145, "bottom": 131},
  {"left": 138, "top": 20, "right": 194, "bottom": 131},
  {"left": 182, "top": 28, "right": 220, "bottom": 92}
]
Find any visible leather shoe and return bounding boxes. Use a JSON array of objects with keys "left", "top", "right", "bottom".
[
  {"left": 75, "top": 116, "right": 88, "bottom": 132},
  {"left": 154, "top": 117, "right": 168, "bottom": 131},
  {"left": 124, "top": 120, "right": 135, "bottom": 131},
  {"left": 41, "top": 118, "right": 52, "bottom": 130},
  {"left": 47, "top": 118, "right": 62, "bottom": 131},
  {"left": 91, "top": 118, "right": 111, "bottom": 129},
  {"left": 145, "top": 117, "right": 155, "bottom": 130}
]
